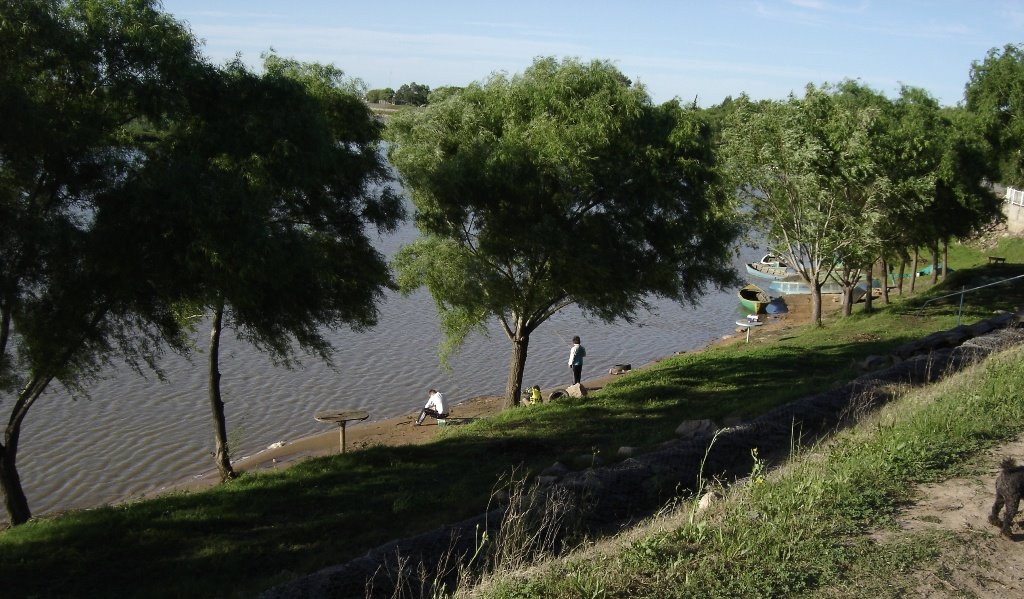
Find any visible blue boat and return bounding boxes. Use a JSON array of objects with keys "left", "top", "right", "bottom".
[
  {"left": 917, "top": 264, "right": 954, "bottom": 276},
  {"left": 769, "top": 274, "right": 880, "bottom": 297}
]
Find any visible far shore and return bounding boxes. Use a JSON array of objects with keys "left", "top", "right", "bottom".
[{"left": 149, "top": 292, "right": 835, "bottom": 499}]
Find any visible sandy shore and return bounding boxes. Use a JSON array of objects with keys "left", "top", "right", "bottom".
[{"left": 160, "top": 293, "right": 835, "bottom": 496}]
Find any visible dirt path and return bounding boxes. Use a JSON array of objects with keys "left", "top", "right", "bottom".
[{"left": 883, "top": 436, "right": 1024, "bottom": 597}]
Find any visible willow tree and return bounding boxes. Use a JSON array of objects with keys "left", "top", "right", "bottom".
[
  {"left": 142, "top": 54, "right": 402, "bottom": 482},
  {"left": 0, "top": 0, "right": 202, "bottom": 525},
  {"left": 721, "top": 85, "right": 885, "bottom": 325},
  {"left": 387, "top": 57, "right": 740, "bottom": 408}
]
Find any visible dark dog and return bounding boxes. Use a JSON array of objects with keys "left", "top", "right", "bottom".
[{"left": 989, "top": 457, "right": 1024, "bottom": 538}]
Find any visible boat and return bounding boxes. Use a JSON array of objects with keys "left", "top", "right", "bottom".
[
  {"left": 768, "top": 275, "right": 879, "bottom": 299},
  {"left": 768, "top": 275, "right": 843, "bottom": 295},
  {"left": 738, "top": 283, "right": 772, "bottom": 313},
  {"left": 744, "top": 253, "right": 795, "bottom": 281},
  {"left": 917, "top": 264, "right": 954, "bottom": 276}
]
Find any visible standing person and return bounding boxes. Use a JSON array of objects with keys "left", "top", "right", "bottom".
[
  {"left": 567, "top": 335, "right": 586, "bottom": 385},
  {"left": 416, "top": 388, "right": 449, "bottom": 425}
]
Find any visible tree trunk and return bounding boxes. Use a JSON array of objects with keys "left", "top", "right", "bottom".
[
  {"left": 1, "top": 375, "right": 50, "bottom": 525},
  {"left": 0, "top": 444, "right": 29, "bottom": 525},
  {"left": 503, "top": 331, "right": 530, "bottom": 409},
  {"left": 881, "top": 257, "right": 890, "bottom": 304},
  {"left": 898, "top": 257, "right": 906, "bottom": 296},
  {"left": 863, "top": 262, "right": 874, "bottom": 313},
  {"left": 208, "top": 297, "right": 236, "bottom": 482},
  {"left": 811, "top": 282, "right": 823, "bottom": 326},
  {"left": 930, "top": 243, "right": 939, "bottom": 285},
  {"left": 840, "top": 284, "right": 854, "bottom": 316},
  {"left": 910, "top": 248, "right": 919, "bottom": 293},
  {"left": 942, "top": 239, "right": 949, "bottom": 281}
]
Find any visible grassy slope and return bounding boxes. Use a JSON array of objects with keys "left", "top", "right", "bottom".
[
  {"left": 486, "top": 348, "right": 1024, "bottom": 599},
  {"left": 0, "top": 240, "right": 1022, "bottom": 598}
]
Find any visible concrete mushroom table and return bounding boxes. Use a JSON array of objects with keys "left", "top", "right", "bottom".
[
  {"left": 314, "top": 410, "right": 369, "bottom": 454},
  {"left": 735, "top": 319, "right": 763, "bottom": 343}
]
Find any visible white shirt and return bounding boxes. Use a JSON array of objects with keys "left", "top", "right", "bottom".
[
  {"left": 568, "top": 343, "right": 585, "bottom": 367},
  {"left": 425, "top": 391, "right": 448, "bottom": 414}
]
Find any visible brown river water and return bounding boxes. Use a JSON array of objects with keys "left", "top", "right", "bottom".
[{"left": 7, "top": 211, "right": 762, "bottom": 523}]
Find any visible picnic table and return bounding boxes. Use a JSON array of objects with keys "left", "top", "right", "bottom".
[
  {"left": 989, "top": 256, "right": 1007, "bottom": 265},
  {"left": 314, "top": 410, "right": 369, "bottom": 453}
]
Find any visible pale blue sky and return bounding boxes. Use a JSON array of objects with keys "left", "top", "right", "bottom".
[{"left": 160, "top": 0, "right": 1024, "bottom": 106}]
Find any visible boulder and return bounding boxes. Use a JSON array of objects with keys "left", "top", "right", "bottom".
[
  {"left": 675, "top": 418, "right": 717, "bottom": 437},
  {"left": 608, "top": 363, "right": 632, "bottom": 375},
  {"left": 540, "top": 461, "right": 570, "bottom": 477},
  {"left": 566, "top": 383, "right": 588, "bottom": 398},
  {"left": 696, "top": 489, "right": 723, "bottom": 515},
  {"left": 860, "top": 355, "right": 890, "bottom": 372},
  {"left": 617, "top": 446, "right": 639, "bottom": 458}
]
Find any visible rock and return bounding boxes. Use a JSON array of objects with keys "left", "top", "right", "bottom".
[
  {"left": 574, "top": 454, "right": 604, "bottom": 468},
  {"left": 675, "top": 418, "right": 717, "bottom": 437},
  {"left": 566, "top": 383, "right": 588, "bottom": 398},
  {"left": 536, "top": 475, "right": 561, "bottom": 486},
  {"left": 617, "top": 446, "right": 638, "bottom": 457},
  {"left": 721, "top": 417, "right": 743, "bottom": 428},
  {"left": 860, "top": 355, "right": 890, "bottom": 372},
  {"left": 609, "top": 363, "right": 632, "bottom": 375},
  {"left": 267, "top": 441, "right": 286, "bottom": 450},
  {"left": 540, "top": 461, "right": 570, "bottom": 477},
  {"left": 696, "top": 489, "right": 723, "bottom": 514}
]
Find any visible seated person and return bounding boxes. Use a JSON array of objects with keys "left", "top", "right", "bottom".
[
  {"left": 416, "top": 388, "right": 449, "bottom": 425},
  {"left": 529, "top": 385, "right": 542, "bottom": 405}
]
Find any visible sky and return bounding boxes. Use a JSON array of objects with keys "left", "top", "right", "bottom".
[{"left": 158, "top": 0, "right": 1024, "bottom": 107}]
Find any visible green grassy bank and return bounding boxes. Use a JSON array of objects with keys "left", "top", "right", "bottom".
[
  {"left": 1, "top": 239, "right": 1022, "bottom": 598},
  {"left": 483, "top": 343, "right": 1024, "bottom": 598}
]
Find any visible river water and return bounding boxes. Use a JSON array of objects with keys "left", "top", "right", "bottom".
[{"left": 8, "top": 200, "right": 761, "bottom": 522}]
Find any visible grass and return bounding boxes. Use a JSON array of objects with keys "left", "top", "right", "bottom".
[
  {"left": 1, "top": 239, "right": 1022, "bottom": 598},
  {"left": 481, "top": 336, "right": 1024, "bottom": 598}
]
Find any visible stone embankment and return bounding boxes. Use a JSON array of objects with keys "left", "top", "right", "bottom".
[{"left": 262, "top": 311, "right": 1024, "bottom": 599}]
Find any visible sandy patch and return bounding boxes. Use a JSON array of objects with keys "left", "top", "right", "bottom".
[{"left": 875, "top": 437, "right": 1024, "bottom": 598}]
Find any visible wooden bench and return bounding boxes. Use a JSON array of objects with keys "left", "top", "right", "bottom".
[{"left": 988, "top": 256, "right": 1007, "bottom": 265}]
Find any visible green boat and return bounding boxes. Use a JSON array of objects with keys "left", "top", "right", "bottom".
[{"left": 738, "top": 283, "right": 772, "bottom": 313}]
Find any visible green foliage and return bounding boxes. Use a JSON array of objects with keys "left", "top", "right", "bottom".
[
  {"left": 0, "top": 0, "right": 405, "bottom": 522},
  {"left": 366, "top": 87, "right": 395, "bottom": 103},
  {"left": 0, "top": 0, "right": 208, "bottom": 523},
  {"left": 388, "top": 56, "right": 741, "bottom": 405},
  {"left": 966, "top": 43, "right": 1024, "bottom": 185},
  {"left": 394, "top": 81, "right": 430, "bottom": 105},
  {"left": 721, "top": 84, "right": 888, "bottom": 321}
]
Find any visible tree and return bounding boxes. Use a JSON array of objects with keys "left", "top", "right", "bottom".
[
  {"left": 393, "top": 82, "right": 430, "bottom": 105},
  {"left": 366, "top": 87, "right": 395, "bottom": 103},
  {"left": 428, "top": 85, "right": 463, "bottom": 103},
  {"left": 149, "top": 53, "right": 402, "bottom": 482},
  {"left": 965, "top": 44, "right": 1024, "bottom": 186},
  {"left": 387, "top": 57, "right": 740, "bottom": 408},
  {"left": 721, "top": 85, "right": 885, "bottom": 325},
  {"left": 871, "top": 86, "right": 944, "bottom": 298},
  {"left": 0, "top": 0, "right": 203, "bottom": 525},
  {"left": 928, "top": 106, "right": 1002, "bottom": 271}
]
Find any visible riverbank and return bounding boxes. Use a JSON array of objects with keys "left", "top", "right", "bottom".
[
  {"left": 9, "top": 267, "right": 1003, "bottom": 599},
  {"left": 161, "top": 292, "right": 833, "bottom": 497}
]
